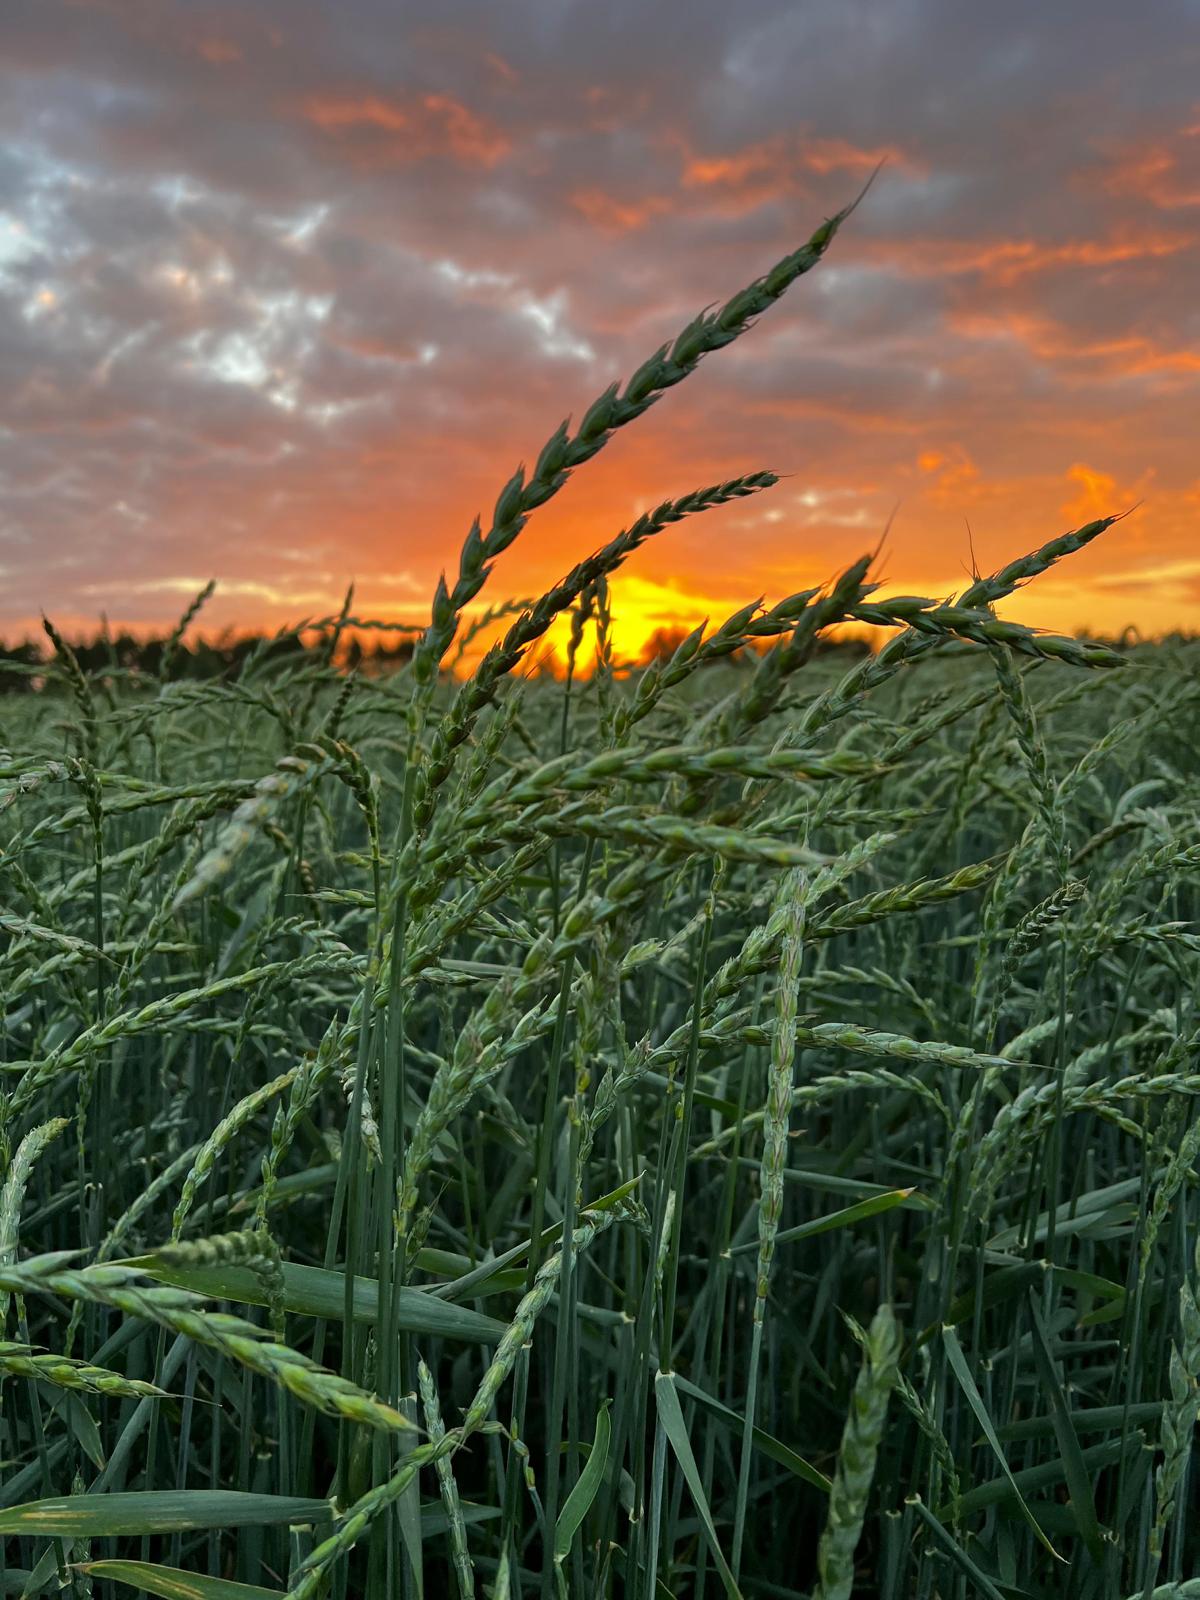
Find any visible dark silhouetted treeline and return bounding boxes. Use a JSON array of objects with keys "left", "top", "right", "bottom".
[
  {"left": 2, "top": 621, "right": 1183, "bottom": 694},
  {"left": 0, "top": 628, "right": 417, "bottom": 692},
  {"left": 640, "top": 624, "right": 874, "bottom": 662}
]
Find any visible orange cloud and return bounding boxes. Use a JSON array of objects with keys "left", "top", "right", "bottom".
[
  {"left": 683, "top": 133, "right": 909, "bottom": 187},
  {"left": 802, "top": 135, "right": 915, "bottom": 175},
  {"left": 1060, "top": 463, "right": 1151, "bottom": 525},
  {"left": 570, "top": 188, "right": 674, "bottom": 233},
  {"left": 915, "top": 444, "right": 982, "bottom": 503},
  {"left": 303, "top": 91, "right": 510, "bottom": 167},
  {"left": 951, "top": 310, "right": 1200, "bottom": 382},
  {"left": 874, "top": 230, "right": 1191, "bottom": 284},
  {"left": 684, "top": 145, "right": 781, "bottom": 188},
  {"left": 665, "top": 130, "right": 916, "bottom": 216},
  {"left": 1102, "top": 122, "right": 1200, "bottom": 210}
]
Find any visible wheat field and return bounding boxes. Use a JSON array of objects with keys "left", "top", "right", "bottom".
[{"left": 2, "top": 190, "right": 1199, "bottom": 1600}]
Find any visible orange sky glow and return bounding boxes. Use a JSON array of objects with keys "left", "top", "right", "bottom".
[{"left": 3, "top": 1, "right": 1198, "bottom": 664}]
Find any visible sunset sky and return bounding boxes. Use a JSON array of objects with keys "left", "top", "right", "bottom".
[{"left": 2, "top": 0, "right": 1198, "bottom": 660}]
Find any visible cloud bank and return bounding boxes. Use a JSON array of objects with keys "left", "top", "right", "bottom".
[{"left": 2, "top": 0, "right": 1198, "bottom": 649}]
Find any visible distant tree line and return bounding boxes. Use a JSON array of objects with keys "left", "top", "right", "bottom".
[
  {"left": 1, "top": 619, "right": 1173, "bottom": 695},
  {"left": 0, "top": 628, "right": 418, "bottom": 693},
  {"left": 639, "top": 624, "right": 874, "bottom": 662}
]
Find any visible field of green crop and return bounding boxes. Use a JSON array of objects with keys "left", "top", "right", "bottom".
[{"left": 2, "top": 194, "right": 1199, "bottom": 1600}]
